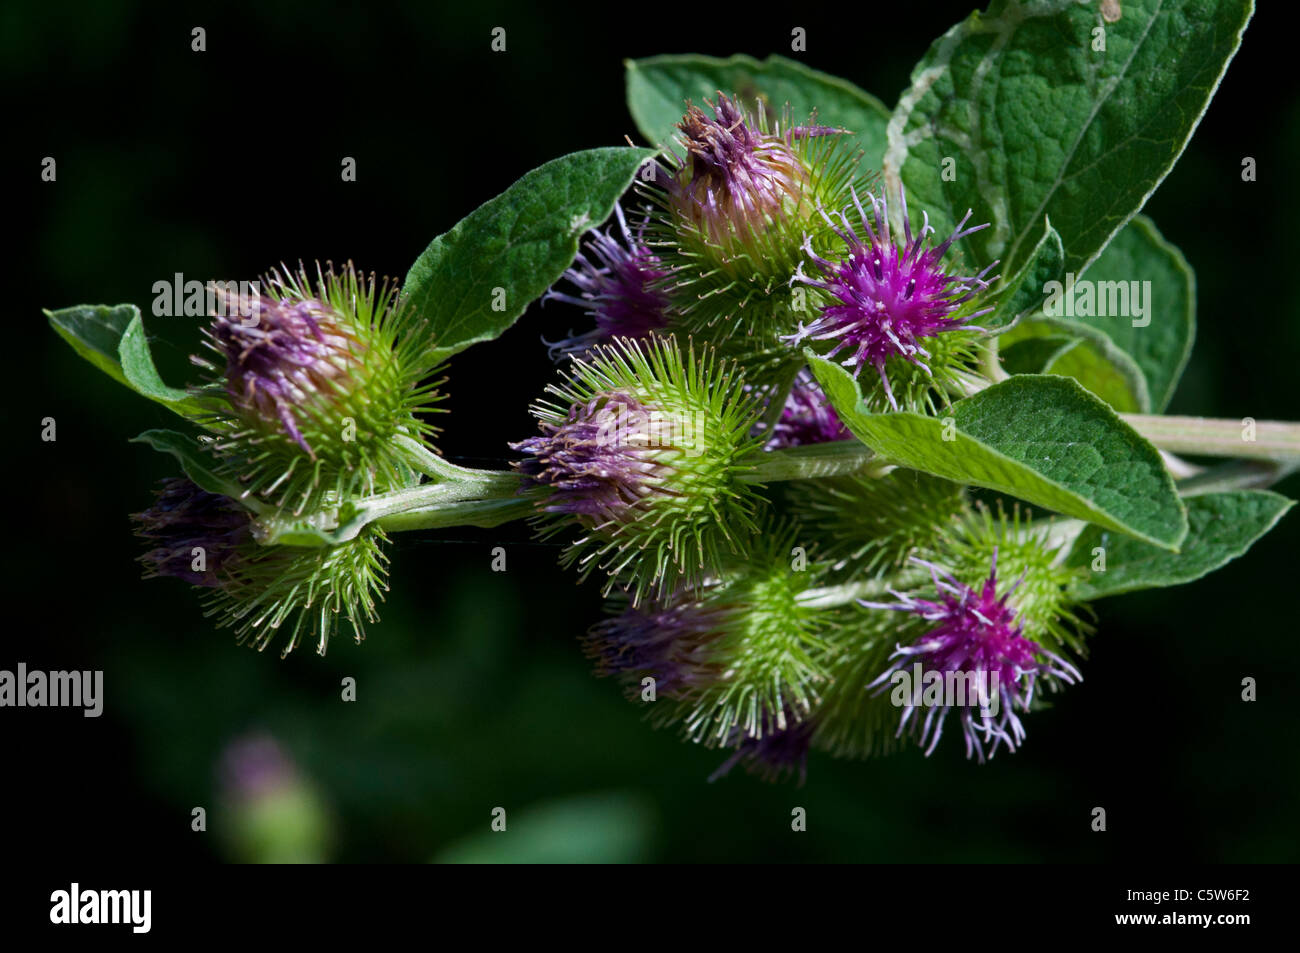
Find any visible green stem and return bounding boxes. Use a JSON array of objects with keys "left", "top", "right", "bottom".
[
  {"left": 1122, "top": 414, "right": 1300, "bottom": 462},
  {"left": 739, "top": 441, "right": 888, "bottom": 483},
  {"left": 376, "top": 495, "right": 536, "bottom": 533},
  {"left": 1175, "top": 458, "right": 1300, "bottom": 496},
  {"left": 393, "top": 434, "right": 517, "bottom": 486}
]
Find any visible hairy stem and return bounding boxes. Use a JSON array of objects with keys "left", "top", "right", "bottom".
[
  {"left": 1123, "top": 414, "right": 1300, "bottom": 462},
  {"left": 739, "top": 441, "right": 888, "bottom": 482}
]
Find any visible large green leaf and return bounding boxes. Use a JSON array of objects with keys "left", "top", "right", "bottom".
[
  {"left": 993, "top": 217, "right": 1194, "bottom": 412},
  {"left": 808, "top": 355, "right": 1187, "bottom": 550},
  {"left": 402, "top": 147, "right": 655, "bottom": 364},
  {"left": 625, "top": 53, "right": 889, "bottom": 168},
  {"left": 1066, "top": 490, "right": 1292, "bottom": 599},
  {"left": 884, "top": 0, "right": 1253, "bottom": 278},
  {"left": 47, "top": 304, "right": 204, "bottom": 417},
  {"left": 1072, "top": 215, "right": 1196, "bottom": 412}
]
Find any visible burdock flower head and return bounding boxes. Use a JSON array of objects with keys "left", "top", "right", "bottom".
[
  {"left": 132, "top": 477, "right": 390, "bottom": 657},
  {"left": 195, "top": 261, "right": 441, "bottom": 513},
  {"left": 512, "top": 334, "right": 763, "bottom": 602},
  {"left": 133, "top": 477, "right": 252, "bottom": 586},
  {"left": 786, "top": 187, "right": 996, "bottom": 411},
  {"left": 862, "top": 552, "right": 1081, "bottom": 762},
  {"left": 582, "top": 520, "right": 828, "bottom": 770},
  {"left": 651, "top": 93, "right": 864, "bottom": 311},
  {"left": 544, "top": 205, "right": 671, "bottom": 358}
]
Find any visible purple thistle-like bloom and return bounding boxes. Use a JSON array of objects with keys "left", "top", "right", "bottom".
[
  {"left": 670, "top": 93, "right": 815, "bottom": 245},
  {"left": 544, "top": 205, "right": 671, "bottom": 357},
  {"left": 786, "top": 187, "right": 997, "bottom": 410},
  {"left": 762, "top": 368, "right": 852, "bottom": 449},
  {"left": 862, "top": 553, "right": 1081, "bottom": 763},
  {"left": 205, "top": 283, "right": 362, "bottom": 455},
  {"left": 710, "top": 710, "right": 814, "bottom": 785},
  {"left": 132, "top": 477, "right": 251, "bottom": 587},
  {"left": 511, "top": 392, "right": 669, "bottom": 521},
  {"left": 582, "top": 599, "right": 725, "bottom": 697}
]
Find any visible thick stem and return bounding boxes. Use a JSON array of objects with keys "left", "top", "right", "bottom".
[
  {"left": 1123, "top": 414, "right": 1300, "bottom": 462},
  {"left": 376, "top": 495, "right": 536, "bottom": 533}
]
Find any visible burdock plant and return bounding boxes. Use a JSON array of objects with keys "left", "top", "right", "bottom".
[{"left": 47, "top": 1, "right": 1295, "bottom": 780}]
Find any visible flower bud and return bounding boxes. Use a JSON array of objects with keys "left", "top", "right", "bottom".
[
  {"left": 759, "top": 368, "right": 851, "bottom": 449},
  {"left": 195, "top": 262, "right": 440, "bottom": 513},
  {"left": 646, "top": 93, "right": 867, "bottom": 329},
  {"left": 132, "top": 477, "right": 389, "bottom": 657},
  {"left": 582, "top": 521, "right": 828, "bottom": 758},
  {"left": 133, "top": 477, "right": 252, "bottom": 586},
  {"left": 512, "top": 334, "right": 764, "bottom": 602}
]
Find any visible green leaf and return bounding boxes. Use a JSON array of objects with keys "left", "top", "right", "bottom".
[
  {"left": 884, "top": 0, "right": 1253, "bottom": 278},
  {"left": 119, "top": 315, "right": 206, "bottom": 416},
  {"left": 1000, "top": 334, "right": 1078, "bottom": 375},
  {"left": 994, "top": 217, "right": 1192, "bottom": 412},
  {"left": 47, "top": 303, "right": 204, "bottom": 417},
  {"left": 808, "top": 355, "right": 1187, "bottom": 550},
  {"left": 998, "top": 313, "right": 1155, "bottom": 410},
  {"left": 1042, "top": 336, "right": 1147, "bottom": 414},
  {"left": 1066, "top": 490, "right": 1293, "bottom": 599},
  {"left": 625, "top": 53, "right": 889, "bottom": 167},
  {"left": 402, "top": 147, "right": 656, "bottom": 364},
  {"left": 1071, "top": 215, "right": 1196, "bottom": 412},
  {"left": 130, "top": 429, "right": 260, "bottom": 512},
  {"left": 46, "top": 304, "right": 136, "bottom": 388},
  {"left": 980, "top": 219, "right": 1064, "bottom": 332}
]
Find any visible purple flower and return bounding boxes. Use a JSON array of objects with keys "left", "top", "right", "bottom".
[
  {"left": 710, "top": 710, "right": 814, "bottom": 785},
  {"left": 544, "top": 205, "right": 670, "bottom": 357},
  {"left": 862, "top": 553, "right": 1080, "bottom": 762},
  {"left": 132, "top": 477, "right": 251, "bottom": 587},
  {"left": 511, "top": 391, "right": 671, "bottom": 522},
  {"left": 761, "top": 368, "right": 852, "bottom": 448},
  {"left": 582, "top": 598, "right": 725, "bottom": 697},
  {"left": 204, "top": 278, "right": 363, "bottom": 455},
  {"left": 218, "top": 732, "right": 298, "bottom": 802},
  {"left": 786, "top": 187, "right": 996, "bottom": 410},
  {"left": 669, "top": 93, "right": 813, "bottom": 245}
]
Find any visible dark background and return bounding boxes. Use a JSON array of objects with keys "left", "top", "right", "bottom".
[{"left": 4, "top": 0, "right": 1297, "bottom": 863}]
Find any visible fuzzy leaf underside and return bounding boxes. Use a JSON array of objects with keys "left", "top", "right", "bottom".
[
  {"left": 1066, "top": 490, "right": 1292, "bottom": 598},
  {"left": 46, "top": 304, "right": 203, "bottom": 417},
  {"left": 808, "top": 354, "right": 1187, "bottom": 550}
]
